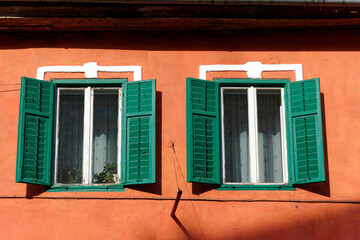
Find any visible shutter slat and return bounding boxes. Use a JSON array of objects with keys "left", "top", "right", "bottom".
[
  {"left": 16, "top": 77, "right": 54, "bottom": 186},
  {"left": 290, "top": 78, "right": 325, "bottom": 184},
  {"left": 186, "top": 78, "right": 220, "bottom": 185},
  {"left": 121, "top": 79, "right": 156, "bottom": 186}
]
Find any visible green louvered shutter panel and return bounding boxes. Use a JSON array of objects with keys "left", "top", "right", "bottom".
[
  {"left": 186, "top": 78, "right": 220, "bottom": 184},
  {"left": 122, "top": 79, "right": 156, "bottom": 185},
  {"left": 16, "top": 77, "right": 54, "bottom": 186},
  {"left": 289, "top": 78, "right": 325, "bottom": 184}
]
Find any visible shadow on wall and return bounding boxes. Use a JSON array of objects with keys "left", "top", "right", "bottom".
[
  {"left": 192, "top": 183, "right": 218, "bottom": 195},
  {"left": 26, "top": 184, "right": 47, "bottom": 198},
  {"left": 221, "top": 204, "right": 360, "bottom": 240},
  {"left": 123, "top": 199, "right": 360, "bottom": 240},
  {"left": 1, "top": 29, "right": 360, "bottom": 51}
]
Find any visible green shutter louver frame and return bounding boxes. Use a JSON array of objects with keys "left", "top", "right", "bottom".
[
  {"left": 121, "top": 79, "right": 156, "bottom": 185},
  {"left": 16, "top": 77, "right": 54, "bottom": 186},
  {"left": 186, "top": 78, "right": 221, "bottom": 184},
  {"left": 289, "top": 78, "right": 325, "bottom": 184}
]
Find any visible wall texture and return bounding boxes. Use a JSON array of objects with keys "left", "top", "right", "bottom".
[{"left": 0, "top": 30, "right": 359, "bottom": 240}]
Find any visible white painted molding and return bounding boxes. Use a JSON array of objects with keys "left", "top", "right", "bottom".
[
  {"left": 36, "top": 62, "right": 142, "bottom": 81},
  {"left": 199, "top": 61, "right": 303, "bottom": 81}
]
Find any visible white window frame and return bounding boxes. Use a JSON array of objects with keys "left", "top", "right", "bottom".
[
  {"left": 221, "top": 86, "right": 288, "bottom": 185},
  {"left": 54, "top": 87, "right": 122, "bottom": 185}
]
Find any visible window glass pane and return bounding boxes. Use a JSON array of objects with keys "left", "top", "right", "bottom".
[
  {"left": 92, "top": 89, "right": 119, "bottom": 184},
  {"left": 223, "top": 89, "right": 249, "bottom": 183},
  {"left": 57, "top": 89, "right": 84, "bottom": 184},
  {"left": 257, "top": 89, "right": 283, "bottom": 183}
]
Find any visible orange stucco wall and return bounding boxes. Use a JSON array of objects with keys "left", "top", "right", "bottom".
[{"left": 0, "top": 30, "right": 359, "bottom": 239}]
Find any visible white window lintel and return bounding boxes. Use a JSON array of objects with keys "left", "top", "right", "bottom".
[
  {"left": 199, "top": 61, "right": 303, "bottom": 81},
  {"left": 36, "top": 62, "right": 142, "bottom": 81}
]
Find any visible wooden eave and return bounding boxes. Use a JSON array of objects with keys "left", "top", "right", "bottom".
[{"left": 0, "top": 2, "right": 360, "bottom": 31}]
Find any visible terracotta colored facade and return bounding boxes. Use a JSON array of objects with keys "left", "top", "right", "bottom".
[{"left": 1, "top": 28, "right": 360, "bottom": 239}]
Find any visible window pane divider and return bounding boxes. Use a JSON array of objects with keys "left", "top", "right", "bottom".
[
  {"left": 54, "top": 88, "right": 61, "bottom": 185},
  {"left": 117, "top": 88, "right": 122, "bottom": 183},
  {"left": 280, "top": 88, "right": 288, "bottom": 183},
  {"left": 221, "top": 87, "right": 226, "bottom": 183},
  {"left": 89, "top": 87, "right": 95, "bottom": 184},
  {"left": 82, "top": 87, "right": 92, "bottom": 185},
  {"left": 248, "top": 87, "right": 258, "bottom": 184}
]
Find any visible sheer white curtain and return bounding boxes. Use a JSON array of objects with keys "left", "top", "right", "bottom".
[
  {"left": 223, "top": 88, "right": 283, "bottom": 184},
  {"left": 223, "top": 89, "right": 249, "bottom": 183},
  {"left": 92, "top": 89, "right": 118, "bottom": 184},
  {"left": 257, "top": 90, "right": 283, "bottom": 183},
  {"left": 57, "top": 89, "right": 84, "bottom": 184}
]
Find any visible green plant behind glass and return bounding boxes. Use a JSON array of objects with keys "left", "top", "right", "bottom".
[
  {"left": 93, "top": 163, "right": 117, "bottom": 183},
  {"left": 65, "top": 166, "right": 82, "bottom": 184}
]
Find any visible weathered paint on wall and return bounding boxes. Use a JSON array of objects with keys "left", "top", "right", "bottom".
[{"left": 0, "top": 30, "right": 359, "bottom": 239}]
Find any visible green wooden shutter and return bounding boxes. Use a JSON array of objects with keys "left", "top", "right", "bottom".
[
  {"left": 121, "top": 79, "right": 156, "bottom": 185},
  {"left": 289, "top": 78, "right": 325, "bottom": 184},
  {"left": 16, "top": 77, "right": 54, "bottom": 186},
  {"left": 186, "top": 78, "right": 221, "bottom": 184}
]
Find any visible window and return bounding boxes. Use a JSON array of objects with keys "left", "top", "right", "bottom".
[
  {"left": 16, "top": 77, "right": 156, "bottom": 191},
  {"left": 222, "top": 87, "right": 287, "bottom": 185},
  {"left": 186, "top": 78, "right": 325, "bottom": 190},
  {"left": 55, "top": 87, "right": 120, "bottom": 185}
]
